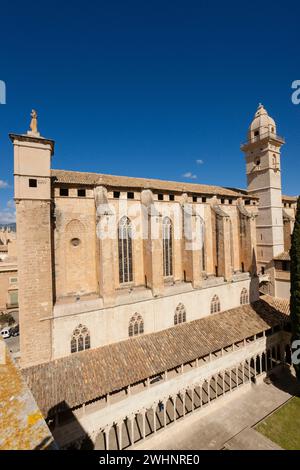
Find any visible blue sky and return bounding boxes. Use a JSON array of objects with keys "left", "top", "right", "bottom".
[{"left": 0, "top": 1, "right": 299, "bottom": 223}]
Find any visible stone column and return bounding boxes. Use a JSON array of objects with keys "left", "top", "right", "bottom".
[
  {"left": 142, "top": 410, "right": 146, "bottom": 439},
  {"left": 182, "top": 205, "right": 202, "bottom": 288},
  {"left": 191, "top": 387, "right": 194, "bottom": 412},
  {"left": 182, "top": 391, "right": 186, "bottom": 416},
  {"left": 153, "top": 404, "right": 157, "bottom": 433},
  {"left": 259, "top": 355, "right": 263, "bottom": 374},
  {"left": 117, "top": 422, "right": 123, "bottom": 450},
  {"left": 130, "top": 415, "right": 135, "bottom": 446},
  {"left": 163, "top": 400, "right": 167, "bottom": 427},
  {"left": 141, "top": 191, "right": 164, "bottom": 296},
  {"left": 207, "top": 380, "right": 211, "bottom": 402},
  {"left": 104, "top": 427, "right": 110, "bottom": 451},
  {"left": 212, "top": 205, "right": 232, "bottom": 281},
  {"left": 95, "top": 186, "right": 116, "bottom": 306},
  {"left": 173, "top": 395, "right": 177, "bottom": 421},
  {"left": 238, "top": 201, "right": 258, "bottom": 276}
]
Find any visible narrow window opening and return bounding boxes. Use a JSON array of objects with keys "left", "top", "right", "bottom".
[
  {"left": 77, "top": 189, "right": 86, "bottom": 197},
  {"left": 60, "top": 188, "right": 69, "bottom": 197}
]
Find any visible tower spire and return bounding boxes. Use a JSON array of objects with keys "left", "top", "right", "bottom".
[{"left": 241, "top": 104, "right": 285, "bottom": 271}]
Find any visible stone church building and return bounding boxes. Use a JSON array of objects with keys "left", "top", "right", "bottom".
[{"left": 10, "top": 104, "right": 296, "bottom": 449}]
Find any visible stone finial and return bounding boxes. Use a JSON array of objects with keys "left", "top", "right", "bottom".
[{"left": 27, "top": 109, "right": 40, "bottom": 137}]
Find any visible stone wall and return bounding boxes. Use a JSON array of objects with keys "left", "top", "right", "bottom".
[
  {"left": 16, "top": 200, "right": 53, "bottom": 367},
  {"left": 52, "top": 277, "right": 255, "bottom": 359}
]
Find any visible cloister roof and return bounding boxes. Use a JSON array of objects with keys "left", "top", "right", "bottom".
[
  {"left": 22, "top": 296, "right": 289, "bottom": 417},
  {"left": 51, "top": 169, "right": 251, "bottom": 199}
]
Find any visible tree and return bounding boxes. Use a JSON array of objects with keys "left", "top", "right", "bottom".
[{"left": 290, "top": 196, "right": 300, "bottom": 379}]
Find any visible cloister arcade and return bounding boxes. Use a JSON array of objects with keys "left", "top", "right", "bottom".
[
  {"left": 57, "top": 328, "right": 291, "bottom": 450},
  {"left": 95, "top": 340, "right": 288, "bottom": 450}
]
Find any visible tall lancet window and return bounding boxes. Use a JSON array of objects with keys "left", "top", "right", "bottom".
[
  {"left": 163, "top": 217, "right": 173, "bottom": 277},
  {"left": 71, "top": 324, "right": 90, "bottom": 353},
  {"left": 118, "top": 216, "right": 133, "bottom": 284}
]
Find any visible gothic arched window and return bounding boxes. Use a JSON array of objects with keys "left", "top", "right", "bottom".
[
  {"left": 118, "top": 216, "right": 133, "bottom": 284},
  {"left": 174, "top": 303, "right": 186, "bottom": 325},
  {"left": 210, "top": 295, "right": 221, "bottom": 314},
  {"left": 163, "top": 217, "right": 173, "bottom": 277},
  {"left": 128, "top": 313, "right": 144, "bottom": 337},
  {"left": 240, "top": 287, "right": 249, "bottom": 305},
  {"left": 71, "top": 324, "right": 90, "bottom": 353}
]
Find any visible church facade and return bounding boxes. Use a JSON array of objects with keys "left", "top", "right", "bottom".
[{"left": 9, "top": 105, "right": 297, "bottom": 449}]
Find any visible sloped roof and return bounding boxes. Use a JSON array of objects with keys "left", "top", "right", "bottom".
[
  {"left": 0, "top": 338, "right": 56, "bottom": 450},
  {"left": 51, "top": 169, "right": 250, "bottom": 198},
  {"left": 274, "top": 251, "right": 290, "bottom": 261},
  {"left": 282, "top": 195, "right": 298, "bottom": 202},
  {"left": 261, "top": 294, "right": 290, "bottom": 316},
  {"left": 22, "top": 298, "right": 289, "bottom": 417}
]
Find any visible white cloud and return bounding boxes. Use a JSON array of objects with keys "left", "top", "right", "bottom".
[
  {"left": 0, "top": 211, "right": 16, "bottom": 224},
  {"left": 182, "top": 172, "right": 197, "bottom": 179},
  {"left": 0, "top": 180, "right": 9, "bottom": 189},
  {"left": 196, "top": 159, "right": 204, "bottom": 165},
  {"left": 6, "top": 199, "right": 15, "bottom": 209},
  {"left": 0, "top": 200, "right": 16, "bottom": 224}
]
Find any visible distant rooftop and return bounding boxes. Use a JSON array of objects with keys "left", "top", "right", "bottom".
[{"left": 274, "top": 251, "right": 290, "bottom": 261}]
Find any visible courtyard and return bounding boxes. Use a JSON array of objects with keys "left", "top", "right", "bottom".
[
  {"left": 256, "top": 396, "right": 300, "bottom": 450},
  {"left": 132, "top": 366, "right": 300, "bottom": 451}
]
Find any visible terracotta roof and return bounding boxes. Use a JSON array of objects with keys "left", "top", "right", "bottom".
[
  {"left": 22, "top": 299, "right": 289, "bottom": 417},
  {"left": 51, "top": 169, "right": 251, "bottom": 198},
  {"left": 0, "top": 338, "right": 56, "bottom": 449},
  {"left": 282, "top": 195, "right": 298, "bottom": 202},
  {"left": 274, "top": 251, "right": 290, "bottom": 261},
  {"left": 261, "top": 294, "right": 290, "bottom": 316}
]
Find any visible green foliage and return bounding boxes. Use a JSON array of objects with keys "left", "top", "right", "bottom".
[
  {"left": 290, "top": 196, "right": 300, "bottom": 379},
  {"left": 256, "top": 397, "right": 300, "bottom": 450}
]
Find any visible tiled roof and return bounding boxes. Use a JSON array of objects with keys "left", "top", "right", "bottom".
[
  {"left": 0, "top": 338, "right": 56, "bottom": 450},
  {"left": 0, "top": 246, "right": 8, "bottom": 252},
  {"left": 51, "top": 169, "right": 251, "bottom": 198},
  {"left": 282, "top": 195, "right": 298, "bottom": 202},
  {"left": 274, "top": 251, "right": 290, "bottom": 261},
  {"left": 261, "top": 294, "right": 290, "bottom": 316},
  {"left": 22, "top": 299, "right": 289, "bottom": 417}
]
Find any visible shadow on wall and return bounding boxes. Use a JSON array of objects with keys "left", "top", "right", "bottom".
[{"left": 46, "top": 401, "right": 94, "bottom": 450}]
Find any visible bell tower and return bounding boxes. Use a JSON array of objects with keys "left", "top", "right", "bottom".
[
  {"left": 241, "top": 104, "right": 285, "bottom": 271},
  {"left": 10, "top": 111, "right": 55, "bottom": 367}
]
